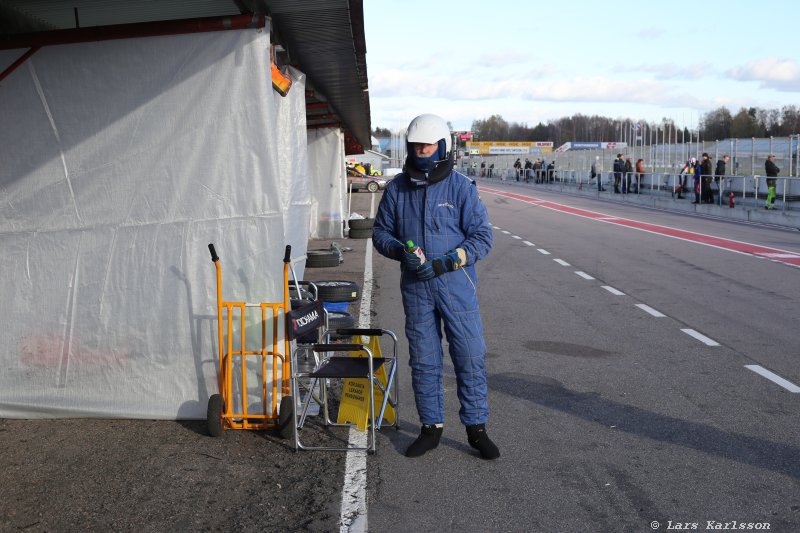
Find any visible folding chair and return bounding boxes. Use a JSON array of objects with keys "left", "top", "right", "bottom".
[{"left": 282, "top": 323, "right": 399, "bottom": 454}]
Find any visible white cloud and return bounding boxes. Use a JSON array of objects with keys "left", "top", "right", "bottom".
[
  {"left": 635, "top": 27, "right": 664, "bottom": 39},
  {"left": 614, "top": 62, "right": 713, "bottom": 80},
  {"left": 726, "top": 57, "right": 800, "bottom": 92},
  {"left": 370, "top": 70, "right": 699, "bottom": 108},
  {"left": 477, "top": 50, "right": 531, "bottom": 67}
]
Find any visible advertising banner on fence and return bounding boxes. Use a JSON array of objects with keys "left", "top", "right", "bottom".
[{"left": 466, "top": 141, "right": 554, "bottom": 155}]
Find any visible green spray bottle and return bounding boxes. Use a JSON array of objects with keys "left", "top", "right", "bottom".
[{"left": 406, "top": 240, "right": 426, "bottom": 263}]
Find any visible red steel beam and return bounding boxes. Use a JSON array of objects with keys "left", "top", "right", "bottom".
[
  {"left": 306, "top": 102, "right": 330, "bottom": 111},
  {"left": 0, "top": 46, "right": 40, "bottom": 82},
  {"left": 307, "top": 122, "right": 341, "bottom": 129},
  {"left": 306, "top": 113, "right": 337, "bottom": 121}
]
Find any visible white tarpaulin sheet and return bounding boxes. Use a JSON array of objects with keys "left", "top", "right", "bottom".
[
  {"left": 0, "top": 28, "right": 312, "bottom": 419},
  {"left": 276, "top": 66, "right": 311, "bottom": 260},
  {"left": 308, "top": 127, "right": 346, "bottom": 239}
]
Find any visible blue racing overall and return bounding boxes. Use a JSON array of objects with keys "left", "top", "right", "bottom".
[{"left": 372, "top": 168, "right": 493, "bottom": 426}]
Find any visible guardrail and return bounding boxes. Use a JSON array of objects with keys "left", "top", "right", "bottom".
[{"left": 476, "top": 166, "right": 800, "bottom": 211}]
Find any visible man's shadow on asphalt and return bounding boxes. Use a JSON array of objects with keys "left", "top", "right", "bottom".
[{"left": 486, "top": 372, "right": 800, "bottom": 479}]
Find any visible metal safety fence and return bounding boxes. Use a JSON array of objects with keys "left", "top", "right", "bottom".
[
  {"left": 477, "top": 166, "right": 800, "bottom": 211},
  {"left": 458, "top": 136, "right": 800, "bottom": 181}
]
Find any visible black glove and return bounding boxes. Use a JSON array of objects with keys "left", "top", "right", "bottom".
[
  {"left": 417, "top": 249, "right": 461, "bottom": 281},
  {"left": 387, "top": 240, "right": 423, "bottom": 270}
]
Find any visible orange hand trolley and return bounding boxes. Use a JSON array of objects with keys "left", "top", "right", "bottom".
[{"left": 206, "top": 243, "right": 296, "bottom": 436}]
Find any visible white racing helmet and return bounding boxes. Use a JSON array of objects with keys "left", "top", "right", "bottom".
[{"left": 406, "top": 113, "right": 452, "bottom": 156}]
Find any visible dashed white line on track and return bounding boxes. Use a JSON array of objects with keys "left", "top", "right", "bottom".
[
  {"left": 553, "top": 259, "right": 570, "bottom": 266},
  {"left": 537, "top": 249, "right": 551, "bottom": 255},
  {"left": 512, "top": 235, "right": 522, "bottom": 240},
  {"left": 523, "top": 241, "right": 535, "bottom": 246},
  {"left": 501, "top": 230, "right": 511, "bottom": 234},
  {"left": 601, "top": 285, "right": 625, "bottom": 296},
  {"left": 635, "top": 304, "right": 666, "bottom": 317},
  {"left": 745, "top": 365, "right": 800, "bottom": 393},
  {"left": 575, "top": 271, "right": 594, "bottom": 280},
  {"left": 681, "top": 328, "right": 720, "bottom": 346}
]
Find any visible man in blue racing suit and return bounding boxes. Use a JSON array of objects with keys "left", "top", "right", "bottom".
[{"left": 372, "top": 114, "right": 499, "bottom": 460}]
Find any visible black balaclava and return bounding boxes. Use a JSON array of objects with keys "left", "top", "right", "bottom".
[{"left": 405, "top": 138, "right": 454, "bottom": 185}]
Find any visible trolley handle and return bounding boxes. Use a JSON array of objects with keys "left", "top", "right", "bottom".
[
  {"left": 208, "top": 243, "right": 219, "bottom": 263},
  {"left": 283, "top": 245, "right": 292, "bottom": 264}
]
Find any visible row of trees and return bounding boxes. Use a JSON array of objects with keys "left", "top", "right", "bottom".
[
  {"left": 699, "top": 106, "right": 800, "bottom": 140},
  {"left": 374, "top": 106, "right": 800, "bottom": 146}
]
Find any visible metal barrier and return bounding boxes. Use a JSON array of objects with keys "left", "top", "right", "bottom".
[{"left": 477, "top": 165, "right": 800, "bottom": 211}]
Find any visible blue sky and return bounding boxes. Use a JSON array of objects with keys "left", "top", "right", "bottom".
[{"left": 364, "top": 0, "right": 800, "bottom": 132}]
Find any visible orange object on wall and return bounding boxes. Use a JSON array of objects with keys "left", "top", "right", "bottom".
[{"left": 270, "top": 45, "right": 292, "bottom": 96}]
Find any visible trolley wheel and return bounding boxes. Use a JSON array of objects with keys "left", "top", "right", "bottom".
[
  {"left": 207, "top": 394, "right": 224, "bottom": 437},
  {"left": 278, "top": 395, "right": 295, "bottom": 440}
]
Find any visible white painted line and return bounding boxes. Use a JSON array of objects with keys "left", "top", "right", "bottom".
[
  {"left": 755, "top": 253, "right": 800, "bottom": 259},
  {"left": 681, "top": 328, "right": 720, "bottom": 346},
  {"left": 745, "top": 365, "right": 800, "bottom": 393},
  {"left": 522, "top": 240, "right": 535, "bottom": 247},
  {"left": 601, "top": 285, "right": 625, "bottom": 296},
  {"left": 575, "top": 271, "right": 594, "bottom": 280},
  {"left": 511, "top": 235, "right": 522, "bottom": 240},
  {"left": 635, "top": 304, "right": 666, "bottom": 317},
  {"left": 501, "top": 230, "right": 511, "bottom": 234},
  {"left": 492, "top": 225, "right": 501, "bottom": 229},
  {"left": 537, "top": 249, "right": 551, "bottom": 255},
  {"left": 339, "top": 207, "right": 374, "bottom": 533},
  {"left": 553, "top": 259, "right": 570, "bottom": 266}
]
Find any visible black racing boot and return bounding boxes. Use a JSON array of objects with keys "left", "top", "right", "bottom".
[
  {"left": 405, "top": 424, "right": 443, "bottom": 458},
  {"left": 466, "top": 424, "right": 500, "bottom": 460}
]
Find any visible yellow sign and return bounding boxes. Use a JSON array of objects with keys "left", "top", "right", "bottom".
[
  {"left": 337, "top": 335, "right": 397, "bottom": 431},
  {"left": 465, "top": 141, "right": 554, "bottom": 155}
]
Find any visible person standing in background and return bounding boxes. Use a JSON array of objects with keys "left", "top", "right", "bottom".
[
  {"left": 676, "top": 158, "right": 694, "bottom": 200},
  {"left": 592, "top": 156, "right": 605, "bottom": 192},
  {"left": 612, "top": 154, "right": 624, "bottom": 193},
  {"left": 623, "top": 156, "right": 633, "bottom": 193},
  {"left": 698, "top": 153, "right": 712, "bottom": 203},
  {"left": 634, "top": 158, "right": 645, "bottom": 193},
  {"left": 765, "top": 154, "right": 780, "bottom": 209},
  {"left": 713, "top": 155, "right": 729, "bottom": 205},
  {"left": 533, "top": 158, "right": 543, "bottom": 183},
  {"left": 698, "top": 153, "right": 712, "bottom": 204},
  {"left": 691, "top": 157, "right": 701, "bottom": 204}
]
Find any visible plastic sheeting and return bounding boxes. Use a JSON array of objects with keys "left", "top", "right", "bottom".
[
  {"left": 308, "top": 127, "right": 346, "bottom": 239},
  {"left": 276, "top": 66, "right": 311, "bottom": 272},
  {"left": 0, "top": 28, "right": 313, "bottom": 419}
]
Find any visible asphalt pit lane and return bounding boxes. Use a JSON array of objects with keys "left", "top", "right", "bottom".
[{"left": 523, "top": 340, "right": 616, "bottom": 358}]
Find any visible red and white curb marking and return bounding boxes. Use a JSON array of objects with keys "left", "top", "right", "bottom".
[{"left": 480, "top": 186, "right": 800, "bottom": 268}]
